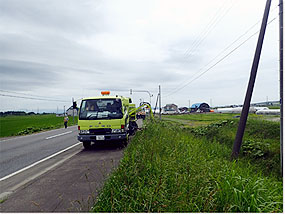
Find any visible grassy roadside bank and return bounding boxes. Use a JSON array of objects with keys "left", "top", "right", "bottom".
[
  {"left": 0, "top": 114, "right": 78, "bottom": 137},
  {"left": 92, "top": 116, "right": 282, "bottom": 212},
  {"left": 162, "top": 113, "right": 279, "bottom": 127}
]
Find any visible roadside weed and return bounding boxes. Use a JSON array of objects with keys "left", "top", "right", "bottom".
[{"left": 92, "top": 117, "right": 282, "bottom": 212}]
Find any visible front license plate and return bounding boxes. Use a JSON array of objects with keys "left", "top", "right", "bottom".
[{"left": 96, "top": 135, "right": 105, "bottom": 140}]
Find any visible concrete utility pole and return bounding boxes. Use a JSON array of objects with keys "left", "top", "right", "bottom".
[
  {"left": 279, "top": 0, "right": 283, "bottom": 175},
  {"left": 72, "top": 98, "right": 75, "bottom": 125},
  {"left": 159, "top": 85, "right": 161, "bottom": 120},
  {"left": 231, "top": 0, "right": 272, "bottom": 160}
]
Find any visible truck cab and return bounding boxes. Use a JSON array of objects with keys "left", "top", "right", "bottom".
[{"left": 77, "top": 92, "right": 130, "bottom": 149}]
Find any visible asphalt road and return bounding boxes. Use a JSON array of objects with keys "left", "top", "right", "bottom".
[
  {"left": 0, "top": 143, "right": 125, "bottom": 212},
  {"left": 0, "top": 126, "right": 78, "bottom": 179},
  {"left": 0, "top": 119, "right": 144, "bottom": 212}
]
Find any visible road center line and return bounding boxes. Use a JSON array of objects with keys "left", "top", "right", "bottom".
[
  {"left": 0, "top": 142, "right": 82, "bottom": 182},
  {"left": 45, "top": 131, "right": 73, "bottom": 140}
]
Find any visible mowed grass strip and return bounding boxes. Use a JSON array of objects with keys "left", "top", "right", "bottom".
[
  {"left": 0, "top": 114, "right": 78, "bottom": 137},
  {"left": 92, "top": 119, "right": 282, "bottom": 212}
]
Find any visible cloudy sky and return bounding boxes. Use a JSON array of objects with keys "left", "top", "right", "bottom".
[{"left": 0, "top": 0, "right": 281, "bottom": 112}]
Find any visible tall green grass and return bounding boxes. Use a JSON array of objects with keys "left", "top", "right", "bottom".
[
  {"left": 0, "top": 114, "right": 78, "bottom": 137},
  {"left": 188, "top": 119, "right": 280, "bottom": 178},
  {"left": 92, "top": 119, "right": 282, "bottom": 212}
]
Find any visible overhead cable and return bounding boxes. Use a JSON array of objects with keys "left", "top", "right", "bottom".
[
  {"left": 0, "top": 94, "right": 70, "bottom": 102},
  {"left": 164, "top": 16, "right": 277, "bottom": 98},
  {"left": 171, "top": 3, "right": 279, "bottom": 94},
  {"left": 183, "top": 0, "right": 236, "bottom": 61}
]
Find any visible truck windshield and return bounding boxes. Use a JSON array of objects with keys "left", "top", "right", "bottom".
[{"left": 79, "top": 98, "right": 123, "bottom": 120}]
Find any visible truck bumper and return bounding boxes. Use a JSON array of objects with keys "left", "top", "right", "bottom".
[{"left": 78, "top": 133, "right": 127, "bottom": 142}]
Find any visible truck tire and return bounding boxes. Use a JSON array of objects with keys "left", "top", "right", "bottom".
[
  {"left": 121, "top": 139, "right": 128, "bottom": 147},
  {"left": 129, "top": 121, "right": 138, "bottom": 135},
  {"left": 83, "top": 141, "right": 91, "bottom": 149}
]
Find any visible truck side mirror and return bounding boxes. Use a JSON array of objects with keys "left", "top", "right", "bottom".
[{"left": 73, "top": 102, "right": 77, "bottom": 109}]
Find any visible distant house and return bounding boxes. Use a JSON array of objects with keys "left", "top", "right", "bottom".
[
  {"left": 66, "top": 106, "right": 79, "bottom": 116},
  {"left": 163, "top": 104, "right": 178, "bottom": 114},
  {"left": 190, "top": 103, "right": 210, "bottom": 113}
]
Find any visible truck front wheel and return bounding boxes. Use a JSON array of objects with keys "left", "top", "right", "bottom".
[{"left": 83, "top": 141, "right": 91, "bottom": 149}]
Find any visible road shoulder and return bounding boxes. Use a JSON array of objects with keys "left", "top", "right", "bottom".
[{"left": 0, "top": 143, "right": 124, "bottom": 212}]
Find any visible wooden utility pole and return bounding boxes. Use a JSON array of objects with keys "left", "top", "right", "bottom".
[
  {"left": 231, "top": 0, "right": 272, "bottom": 159},
  {"left": 279, "top": 0, "right": 283, "bottom": 175}
]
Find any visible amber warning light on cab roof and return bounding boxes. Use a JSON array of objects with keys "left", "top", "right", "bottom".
[{"left": 101, "top": 91, "right": 110, "bottom": 96}]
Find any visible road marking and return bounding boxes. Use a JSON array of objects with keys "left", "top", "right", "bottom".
[
  {"left": 0, "top": 142, "right": 82, "bottom": 182},
  {"left": 0, "top": 126, "right": 77, "bottom": 143},
  {"left": 45, "top": 131, "right": 72, "bottom": 140},
  {"left": 0, "top": 149, "right": 80, "bottom": 200}
]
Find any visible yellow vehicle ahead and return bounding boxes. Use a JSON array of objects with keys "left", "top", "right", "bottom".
[{"left": 77, "top": 91, "right": 153, "bottom": 149}]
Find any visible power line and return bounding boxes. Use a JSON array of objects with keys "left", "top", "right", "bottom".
[
  {"left": 183, "top": 0, "right": 228, "bottom": 57},
  {"left": 0, "top": 94, "right": 70, "bottom": 102},
  {"left": 0, "top": 89, "right": 68, "bottom": 100},
  {"left": 171, "top": 3, "right": 279, "bottom": 95},
  {"left": 164, "top": 16, "right": 278, "bottom": 98},
  {"left": 184, "top": 0, "right": 236, "bottom": 60},
  {"left": 184, "top": 2, "right": 278, "bottom": 61}
]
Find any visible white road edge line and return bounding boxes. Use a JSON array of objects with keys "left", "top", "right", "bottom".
[
  {"left": 0, "top": 142, "right": 82, "bottom": 182},
  {"left": 0, "top": 126, "right": 77, "bottom": 143},
  {"left": 45, "top": 131, "right": 73, "bottom": 140}
]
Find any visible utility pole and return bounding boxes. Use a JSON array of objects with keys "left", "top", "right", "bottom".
[
  {"left": 279, "top": 0, "right": 283, "bottom": 175},
  {"left": 63, "top": 105, "right": 65, "bottom": 116},
  {"left": 231, "top": 0, "right": 272, "bottom": 160},
  {"left": 159, "top": 85, "right": 161, "bottom": 120},
  {"left": 72, "top": 97, "right": 75, "bottom": 125}
]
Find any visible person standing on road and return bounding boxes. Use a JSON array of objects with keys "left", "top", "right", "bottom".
[{"left": 64, "top": 115, "right": 69, "bottom": 128}]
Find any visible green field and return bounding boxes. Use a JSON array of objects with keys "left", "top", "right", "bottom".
[
  {"left": 162, "top": 113, "right": 277, "bottom": 127},
  {"left": 93, "top": 114, "right": 282, "bottom": 212},
  {"left": 0, "top": 114, "right": 78, "bottom": 138}
]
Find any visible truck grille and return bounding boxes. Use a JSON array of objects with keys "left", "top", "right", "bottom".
[{"left": 89, "top": 128, "right": 111, "bottom": 135}]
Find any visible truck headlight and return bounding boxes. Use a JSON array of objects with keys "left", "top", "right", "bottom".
[
  {"left": 80, "top": 130, "right": 90, "bottom": 134},
  {"left": 111, "top": 129, "right": 122, "bottom": 133}
]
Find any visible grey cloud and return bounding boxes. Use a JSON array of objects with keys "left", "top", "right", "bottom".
[
  {"left": 0, "top": 59, "right": 61, "bottom": 90},
  {"left": 0, "top": 0, "right": 279, "bottom": 111},
  {"left": 165, "top": 40, "right": 205, "bottom": 68},
  {"left": 0, "top": 0, "right": 105, "bottom": 36}
]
